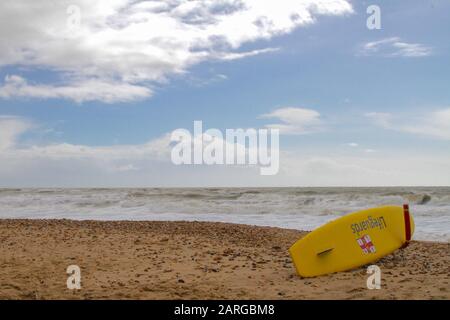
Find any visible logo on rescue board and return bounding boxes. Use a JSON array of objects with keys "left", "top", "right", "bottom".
[
  {"left": 351, "top": 215, "right": 387, "bottom": 236},
  {"left": 357, "top": 234, "right": 376, "bottom": 254}
]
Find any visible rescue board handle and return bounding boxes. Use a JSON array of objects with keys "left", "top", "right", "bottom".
[{"left": 401, "top": 204, "right": 412, "bottom": 248}]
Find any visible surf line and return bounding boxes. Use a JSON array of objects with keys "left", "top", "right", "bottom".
[{"left": 351, "top": 215, "right": 387, "bottom": 236}]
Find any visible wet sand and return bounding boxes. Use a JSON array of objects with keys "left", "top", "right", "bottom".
[{"left": 0, "top": 219, "right": 448, "bottom": 299}]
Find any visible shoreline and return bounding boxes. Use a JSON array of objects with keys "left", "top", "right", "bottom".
[
  {"left": 1, "top": 219, "right": 448, "bottom": 299},
  {"left": 1, "top": 217, "right": 447, "bottom": 243}
]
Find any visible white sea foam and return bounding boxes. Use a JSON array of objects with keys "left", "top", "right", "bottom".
[{"left": 0, "top": 187, "right": 449, "bottom": 241}]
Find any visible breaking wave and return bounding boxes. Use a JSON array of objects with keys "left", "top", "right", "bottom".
[{"left": 0, "top": 187, "right": 449, "bottom": 241}]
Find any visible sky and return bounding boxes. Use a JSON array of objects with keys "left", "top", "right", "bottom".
[{"left": 0, "top": 0, "right": 449, "bottom": 187}]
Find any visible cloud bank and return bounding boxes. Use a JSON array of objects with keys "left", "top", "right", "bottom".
[
  {"left": 367, "top": 108, "right": 450, "bottom": 140},
  {"left": 0, "top": 0, "right": 353, "bottom": 103},
  {"left": 2, "top": 111, "right": 449, "bottom": 187}
]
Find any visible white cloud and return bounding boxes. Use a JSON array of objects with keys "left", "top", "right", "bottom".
[
  {"left": 187, "top": 73, "right": 228, "bottom": 87},
  {"left": 0, "top": 114, "right": 172, "bottom": 162},
  {"left": 399, "top": 109, "right": 450, "bottom": 140},
  {"left": 0, "top": 123, "right": 174, "bottom": 186},
  {"left": 366, "top": 108, "right": 450, "bottom": 140},
  {"left": 16, "top": 134, "right": 173, "bottom": 162},
  {"left": 260, "top": 107, "right": 323, "bottom": 134},
  {"left": 0, "top": 115, "right": 32, "bottom": 151},
  {"left": 0, "top": 75, "right": 152, "bottom": 103},
  {"left": 278, "top": 152, "right": 450, "bottom": 186},
  {"left": 0, "top": 0, "right": 353, "bottom": 103},
  {"left": 360, "top": 37, "right": 432, "bottom": 57},
  {"left": 1, "top": 115, "right": 449, "bottom": 187},
  {"left": 344, "top": 142, "right": 377, "bottom": 153},
  {"left": 217, "top": 47, "right": 280, "bottom": 61},
  {"left": 0, "top": 117, "right": 264, "bottom": 186}
]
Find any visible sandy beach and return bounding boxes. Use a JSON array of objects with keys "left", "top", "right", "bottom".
[{"left": 0, "top": 219, "right": 448, "bottom": 300}]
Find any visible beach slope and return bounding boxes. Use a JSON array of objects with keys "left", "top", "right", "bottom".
[{"left": 0, "top": 219, "right": 448, "bottom": 299}]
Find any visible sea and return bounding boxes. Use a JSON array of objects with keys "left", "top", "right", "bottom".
[{"left": 0, "top": 187, "right": 449, "bottom": 242}]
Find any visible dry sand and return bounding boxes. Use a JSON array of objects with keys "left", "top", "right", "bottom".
[{"left": 0, "top": 219, "right": 448, "bottom": 300}]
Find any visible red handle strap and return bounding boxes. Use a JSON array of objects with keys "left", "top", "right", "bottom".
[{"left": 401, "top": 204, "right": 411, "bottom": 248}]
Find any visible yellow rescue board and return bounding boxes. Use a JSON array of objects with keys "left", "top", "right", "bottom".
[{"left": 289, "top": 205, "right": 414, "bottom": 277}]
